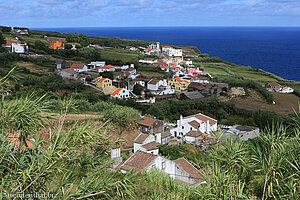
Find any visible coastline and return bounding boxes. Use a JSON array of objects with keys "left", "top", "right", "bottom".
[{"left": 32, "top": 26, "right": 300, "bottom": 82}]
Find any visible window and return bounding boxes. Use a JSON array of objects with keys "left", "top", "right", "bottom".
[
  {"left": 162, "top": 161, "right": 166, "bottom": 170},
  {"left": 182, "top": 126, "right": 184, "bottom": 129},
  {"left": 190, "top": 127, "right": 192, "bottom": 130}
]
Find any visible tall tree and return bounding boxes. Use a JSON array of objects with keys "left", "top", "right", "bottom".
[{"left": 0, "top": 33, "right": 5, "bottom": 45}]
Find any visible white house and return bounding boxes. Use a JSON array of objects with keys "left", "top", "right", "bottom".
[
  {"left": 149, "top": 42, "right": 160, "bottom": 51},
  {"left": 119, "top": 151, "right": 205, "bottom": 185},
  {"left": 162, "top": 46, "right": 173, "bottom": 53},
  {"left": 98, "top": 65, "right": 116, "bottom": 73},
  {"left": 126, "top": 46, "right": 138, "bottom": 51},
  {"left": 88, "top": 61, "right": 105, "bottom": 69},
  {"left": 280, "top": 87, "right": 294, "bottom": 93},
  {"left": 170, "top": 49, "right": 183, "bottom": 57},
  {"left": 71, "top": 63, "right": 88, "bottom": 72},
  {"left": 170, "top": 113, "right": 218, "bottom": 138},
  {"left": 59, "top": 68, "right": 78, "bottom": 79},
  {"left": 111, "top": 88, "right": 131, "bottom": 99},
  {"left": 3, "top": 43, "right": 28, "bottom": 54},
  {"left": 155, "top": 131, "right": 172, "bottom": 145},
  {"left": 162, "top": 46, "right": 183, "bottom": 57},
  {"left": 147, "top": 79, "right": 175, "bottom": 95},
  {"left": 133, "top": 79, "right": 145, "bottom": 87},
  {"left": 134, "top": 133, "right": 159, "bottom": 155},
  {"left": 183, "top": 131, "right": 203, "bottom": 143}
]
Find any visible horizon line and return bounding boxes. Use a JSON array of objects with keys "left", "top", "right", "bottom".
[{"left": 30, "top": 25, "right": 300, "bottom": 29}]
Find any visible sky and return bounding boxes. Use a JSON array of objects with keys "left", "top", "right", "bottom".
[{"left": 1, "top": 0, "right": 300, "bottom": 28}]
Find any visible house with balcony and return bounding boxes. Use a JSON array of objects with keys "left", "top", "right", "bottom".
[
  {"left": 170, "top": 113, "right": 218, "bottom": 138},
  {"left": 147, "top": 79, "right": 175, "bottom": 95},
  {"left": 168, "top": 77, "right": 190, "bottom": 92}
]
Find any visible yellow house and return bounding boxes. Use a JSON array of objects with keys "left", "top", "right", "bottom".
[
  {"left": 95, "top": 77, "right": 116, "bottom": 94},
  {"left": 168, "top": 77, "right": 190, "bottom": 92}
]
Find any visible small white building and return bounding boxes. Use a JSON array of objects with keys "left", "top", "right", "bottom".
[
  {"left": 162, "top": 46, "right": 183, "bottom": 57},
  {"left": 170, "top": 113, "right": 218, "bottom": 138},
  {"left": 184, "top": 131, "right": 203, "bottom": 144},
  {"left": 111, "top": 88, "right": 131, "bottom": 99},
  {"left": 71, "top": 63, "right": 88, "bottom": 72},
  {"left": 98, "top": 65, "right": 116, "bottom": 73},
  {"left": 147, "top": 79, "right": 175, "bottom": 95},
  {"left": 134, "top": 133, "right": 159, "bottom": 155},
  {"left": 59, "top": 68, "right": 78, "bottom": 79},
  {"left": 162, "top": 46, "right": 173, "bottom": 53},
  {"left": 119, "top": 151, "right": 205, "bottom": 185},
  {"left": 88, "top": 61, "right": 105, "bottom": 69},
  {"left": 149, "top": 42, "right": 160, "bottom": 51},
  {"left": 280, "top": 87, "right": 294, "bottom": 93},
  {"left": 3, "top": 43, "right": 28, "bottom": 54}
]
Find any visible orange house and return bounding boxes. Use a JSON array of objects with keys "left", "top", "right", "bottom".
[{"left": 49, "top": 40, "right": 64, "bottom": 50}]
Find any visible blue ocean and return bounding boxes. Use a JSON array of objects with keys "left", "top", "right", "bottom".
[{"left": 35, "top": 27, "right": 300, "bottom": 81}]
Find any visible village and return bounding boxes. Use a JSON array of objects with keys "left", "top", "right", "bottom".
[{"left": 0, "top": 28, "right": 298, "bottom": 188}]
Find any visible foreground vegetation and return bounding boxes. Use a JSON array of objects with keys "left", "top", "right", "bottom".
[{"left": 0, "top": 69, "right": 299, "bottom": 199}]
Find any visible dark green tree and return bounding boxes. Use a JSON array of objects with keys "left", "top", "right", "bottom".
[
  {"left": 0, "top": 33, "right": 5, "bottom": 45},
  {"left": 99, "top": 71, "right": 114, "bottom": 80},
  {"left": 65, "top": 44, "right": 72, "bottom": 50},
  {"left": 133, "top": 84, "right": 143, "bottom": 95}
]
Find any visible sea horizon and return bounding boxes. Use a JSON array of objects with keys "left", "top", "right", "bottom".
[{"left": 34, "top": 26, "right": 300, "bottom": 81}]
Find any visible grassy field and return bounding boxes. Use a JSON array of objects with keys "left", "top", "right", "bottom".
[
  {"left": 96, "top": 48, "right": 139, "bottom": 63},
  {"left": 15, "top": 61, "right": 51, "bottom": 74},
  {"left": 229, "top": 89, "right": 300, "bottom": 114},
  {"left": 201, "top": 62, "right": 285, "bottom": 83}
]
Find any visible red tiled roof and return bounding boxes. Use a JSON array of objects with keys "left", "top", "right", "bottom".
[
  {"left": 184, "top": 113, "right": 217, "bottom": 125},
  {"left": 174, "top": 77, "right": 182, "bottom": 82},
  {"left": 142, "top": 141, "right": 160, "bottom": 151},
  {"left": 268, "top": 82, "right": 280, "bottom": 87},
  {"left": 185, "top": 130, "right": 202, "bottom": 138},
  {"left": 145, "top": 48, "right": 152, "bottom": 51},
  {"left": 138, "top": 116, "right": 157, "bottom": 127},
  {"left": 71, "top": 63, "right": 85, "bottom": 69},
  {"left": 64, "top": 68, "right": 77, "bottom": 74},
  {"left": 161, "top": 131, "right": 171, "bottom": 138},
  {"left": 154, "top": 94, "right": 173, "bottom": 100},
  {"left": 100, "top": 65, "right": 115, "bottom": 69},
  {"left": 111, "top": 88, "right": 123, "bottom": 96},
  {"left": 148, "top": 79, "right": 160, "bottom": 85},
  {"left": 174, "top": 158, "right": 204, "bottom": 180},
  {"left": 97, "top": 78, "right": 107, "bottom": 82},
  {"left": 7, "top": 132, "right": 41, "bottom": 150},
  {"left": 188, "top": 120, "right": 200, "bottom": 129},
  {"left": 134, "top": 133, "right": 150, "bottom": 144},
  {"left": 162, "top": 46, "right": 172, "bottom": 48},
  {"left": 120, "top": 151, "right": 157, "bottom": 172}
]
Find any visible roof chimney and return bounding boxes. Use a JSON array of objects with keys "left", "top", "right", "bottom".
[
  {"left": 206, "top": 120, "right": 210, "bottom": 133},
  {"left": 179, "top": 115, "right": 183, "bottom": 126}
]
